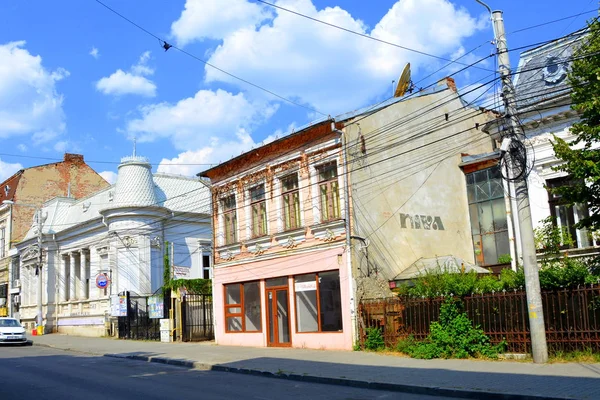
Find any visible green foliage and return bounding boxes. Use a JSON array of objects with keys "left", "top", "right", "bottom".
[
  {"left": 164, "top": 278, "right": 212, "bottom": 294},
  {"left": 363, "top": 327, "right": 385, "bottom": 351},
  {"left": 497, "top": 254, "right": 512, "bottom": 264},
  {"left": 538, "top": 258, "right": 590, "bottom": 290},
  {"left": 397, "top": 255, "right": 600, "bottom": 298},
  {"left": 497, "top": 267, "right": 526, "bottom": 290},
  {"left": 551, "top": 19, "right": 600, "bottom": 231},
  {"left": 534, "top": 217, "right": 575, "bottom": 262},
  {"left": 398, "top": 268, "right": 528, "bottom": 297},
  {"left": 399, "top": 299, "right": 504, "bottom": 359},
  {"left": 162, "top": 241, "right": 171, "bottom": 297},
  {"left": 397, "top": 269, "right": 479, "bottom": 298},
  {"left": 161, "top": 240, "right": 212, "bottom": 295}
]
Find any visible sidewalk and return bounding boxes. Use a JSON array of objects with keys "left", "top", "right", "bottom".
[{"left": 30, "top": 334, "right": 600, "bottom": 400}]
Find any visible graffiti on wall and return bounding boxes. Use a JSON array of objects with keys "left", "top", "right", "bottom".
[{"left": 399, "top": 213, "right": 445, "bottom": 230}]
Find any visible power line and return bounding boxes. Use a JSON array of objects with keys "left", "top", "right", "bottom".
[
  {"left": 93, "top": 0, "right": 328, "bottom": 117},
  {"left": 508, "top": 8, "right": 598, "bottom": 34},
  {"left": 255, "top": 0, "right": 494, "bottom": 72}
]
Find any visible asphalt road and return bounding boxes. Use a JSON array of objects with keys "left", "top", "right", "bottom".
[{"left": 0, "top": 345, "right": 460, "bottom": 400}]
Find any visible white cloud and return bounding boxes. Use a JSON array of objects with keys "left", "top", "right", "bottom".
[
  {"left": 178, "top": 0, "right": 485, "bottom": 113},
  {"left": 54, "top": 141, "right": 69, "bottom": 152},
  {"left": 171, "top": 0, "right": 272, "bottom": 46},
  {"left": 90, "top": 47, "right": 99, "bottom": 59},
  {"left": 0, "top": 41, "right": 68, "bottom": 143},
  {"left": 126, "top": 89, "right": 277, "bottom": 151},
  {"left": 17, "top": 144, "right": 27, "bottom": 152},
  {"left": 99, "top": 170, "right": 118, "bottom": 184},
  {"left": 96, "top": 51, "right": 156, "bottom": 97},
  {"left": 157, "top": 129, "right": 255, "bottom": 177},
  {"left": 0, "top": 158, "right": 23, "bottom": 182},
  {"left": 157, "top": 129, "right": 279, "bottom": 177}
]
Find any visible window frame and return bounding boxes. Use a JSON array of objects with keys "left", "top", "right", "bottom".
[
  {"left": 0, "top": 226, "right": 5, "bottom": 259},
  {"left": 465, "top": 165, "right": 510, "bottom": 266},
  {"left": 223, "top": 281, "right": 262, "bottom": 333},
  {"left": 293, "top": 270, "right": 343, "bottom": 334},
  {"left": 546, "top": 176, "right": 591, "bottom": 249},
  {"left": 281, "top": 173, "right": 301, "bottom": 231},
  {"left": 316, "top": 162, "right": 341, "bottom": 222},
  {"left": 221, "top": 194, "right": 238, "bottom": 245},
  {"left": 202, "top": 254, "right": 211, "bottom": 279},
  {"left": 249, "top": 184, "right": 268, "bottom": 238}
]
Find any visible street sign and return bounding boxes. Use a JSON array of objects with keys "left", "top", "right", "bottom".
[{"left": 95, "top": 273, "right": 110, "bottom": 289}]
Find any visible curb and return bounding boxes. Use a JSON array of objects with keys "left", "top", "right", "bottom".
[
  {"left": 32, "top": 342, "right": 573, "bottom": 400},
  {"left": 101, "top": 353, "right": 572, "bottom": 400}
]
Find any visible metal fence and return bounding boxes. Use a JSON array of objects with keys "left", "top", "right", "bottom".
[
  {"left": 118, "top": 291, "right": 170, "bottom": 340},
  {"left": 117, "top": 291, "right": 213, "bottom": 342},
  {"left": 359, "top": 285, "right": 600, "bottom": 353},
  {"left": 182, "top": 293, "right": 214, "bottom": 342}
]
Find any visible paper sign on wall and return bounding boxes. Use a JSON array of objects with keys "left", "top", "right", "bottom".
[
  {"left": 173, "top": 266, "right": 191, "bottom": 279},
  {"left": 295, "top": 280, "right": 317, "bottom": 292}
]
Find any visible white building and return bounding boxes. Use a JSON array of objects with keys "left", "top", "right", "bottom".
[
  {"left": 515, "top": 29, "right": 598, "bottom": 254},
  {"left": 13, "top": 155, "right": 212, "bottom": 336},
  {"left": 483, "top": 28, "right": 599, "bottom": 264}
]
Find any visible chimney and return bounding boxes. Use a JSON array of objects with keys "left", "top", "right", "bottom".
[
  {"left": 442, "top": 77, "right": 457, "bottom": 93},
  {"left": 64, "top": 153, "right": 84, "bottom": 164}
]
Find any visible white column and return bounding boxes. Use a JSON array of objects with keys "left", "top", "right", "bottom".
[
  {"left": 82, "top": 249, "right": 90, "bottom": 299},
  {"left": 78, "top": 250, "right": 85, "bottom": 300},
  {"left": 22, "top": 265, "right": 29, "bottom": 306},
  {"left": 60, "top": 255, "right": 68, "bottom": 302},
  {"left": 69, "top": 253, "right": 76, "bottom": 301}
]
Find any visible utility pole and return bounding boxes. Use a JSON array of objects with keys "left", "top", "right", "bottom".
[
  {"left": 478, "top": 1, "right": 548, "bottom": 363},
  {"left": 36, "top": 208, "right": 43, "bottom": 333}
]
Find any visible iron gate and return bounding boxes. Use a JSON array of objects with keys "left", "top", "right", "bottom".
[
  {"left": 118, "top": 291, "right": 172, "bottom": 340},
  {"left": 182, "top": 294, "right": 214, "bottom": 341}
]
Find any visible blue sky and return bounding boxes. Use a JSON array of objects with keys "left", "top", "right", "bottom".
[{"left": 0, "top": 0, "right": 596, "bottom": 183}]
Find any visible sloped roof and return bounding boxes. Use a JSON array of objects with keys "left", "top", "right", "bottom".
[
  {"left": 514, "top": 29, "right": 587, "bottom": 112},
  {"left": 23, "top": 172, "right": 210, "bottom": 240},
  {"left": 393, "top": 255, "right": 490, "bottom": 281}
]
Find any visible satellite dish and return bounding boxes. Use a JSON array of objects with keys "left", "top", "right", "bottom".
[{"left": 394, "top": 63, "right": 412, "bottom": 98}]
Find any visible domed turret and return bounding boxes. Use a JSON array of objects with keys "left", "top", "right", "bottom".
[{"left": 113, "top": 156, "right": 157, "bottom": 207}]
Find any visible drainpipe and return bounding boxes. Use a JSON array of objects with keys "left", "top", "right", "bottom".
[{"left": 331, "top": 121, "right": 357, "bottom": 348}]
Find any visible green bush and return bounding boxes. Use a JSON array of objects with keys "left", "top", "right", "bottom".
[
  {"left": 497, "top": 254, "right": 512, "bottom": 264},
  {"left": 397, "top": 256, "right": 600, "bottom": 298},
  {"left": 534, "top": 216, "right": 574, "bottom": 260},
  {"left": 400, "top": 299, "right": 504, "bottom": 359},
  {"left": 364, "top": 327, "right": 385, "bottom": 351}
]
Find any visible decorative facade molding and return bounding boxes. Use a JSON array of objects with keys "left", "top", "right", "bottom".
[
  {"left": 323, "top": 229, "right": 336, "bottom": 242},
  {"left": 254, "top": 243, "right": 266, "bottom": 256},
  {"left": 150, "top": 236, "right": 162, "bottom": 248},
  {"left": 282, "top": 236, "right": 297, "bottom": 249},
  {"left": 21, "top": 245, "right": 40, "bottom": 262},
  {"left": 121, "top": 235, "right": 137, "bottom": 248}
]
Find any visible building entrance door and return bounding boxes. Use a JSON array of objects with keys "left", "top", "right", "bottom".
[{"left": 266, "top": 287, "right": 290, "bottom": 347}]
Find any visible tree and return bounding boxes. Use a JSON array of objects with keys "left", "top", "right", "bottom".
[{"left": 552, "top": 19, "right": 600, "bottom": 231}]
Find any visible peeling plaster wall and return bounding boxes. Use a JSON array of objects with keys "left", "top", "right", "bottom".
[{"left": 345, "top": 86, "right": 495, "bottom": 296}]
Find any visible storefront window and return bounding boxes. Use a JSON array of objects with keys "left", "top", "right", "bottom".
[
  {"left": 224, "top": 281, "right": 261, "bottom": 332},
  {"left": 294, "top": 271, "right": 342, "bottom": 332}
]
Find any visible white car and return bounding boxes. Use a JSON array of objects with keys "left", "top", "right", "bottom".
[{"left": 0, "top": 317, "right": 28, "bottom": 345}]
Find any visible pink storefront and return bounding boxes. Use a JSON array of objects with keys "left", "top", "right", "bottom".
[
  {"left": 200, "top": 120, "right": 355, "bottom": 350},
  {"left": 212, "top": 247, "right": 353, "bottom": 350}
]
